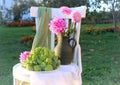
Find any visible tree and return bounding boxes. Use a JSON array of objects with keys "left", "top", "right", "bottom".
[
  {"left": 99, "top": 0, "right": 120, "bottom": 32},
  {"left": 6, "top": 0, "right": 37, "bottom": 21},
  {"left": 0, "top": 11, "right": 2, "bottom": 24},
  {"left": 89, "top": 0, "right": 120, "bottom": 32},
  {"left": 87, "top": 0, "right": 101, "bottom": 11},
  {"left": 41, "top": 0, "right": 87, "bottom": 7}
]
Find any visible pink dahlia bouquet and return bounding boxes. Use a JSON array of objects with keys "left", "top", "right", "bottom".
[
  {"left": 49, "top": 6, "right": 82, "bottom": 38},
  {"left": 60, "top": 6, "right": 71, "bottom": 15},
  {"left": 49, "top": 17, "right": 66, "bottom": 34},
  {"left": 19, "top": 51, "right": 30, "bottom": 63},
  {"left": 71, "top": 11, "right": 82, "bottom": 23}
]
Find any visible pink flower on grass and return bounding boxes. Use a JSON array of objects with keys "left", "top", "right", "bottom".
[
  {"left": 19, "top": 51, "right": 30, "bottom": 63},
  {"left": 49, "top": 17, "right": 66, "bottom": 34},
  {"left": 60, "top": 6, "right": 71, "bottom": 15},
  {"left": 71, "top": 11, "right": 82, "bottom": 23}
]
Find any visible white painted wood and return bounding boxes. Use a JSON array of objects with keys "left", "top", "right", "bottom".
[
  {"left": 30, "top": 7, "right": 38, "bottom": 17},
  {"left": 30, "top": 6, "right": 87, "bottom": 18},
  {"left": 51, "top": 32, "right": 55, "bottom": 51}
]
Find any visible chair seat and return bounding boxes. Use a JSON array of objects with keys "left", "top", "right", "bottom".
[{"left": 13, "top": 63, "right": 82, "bottom": 85}]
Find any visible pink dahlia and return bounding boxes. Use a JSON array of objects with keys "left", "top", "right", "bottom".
[
  {"left": 60, "top": 6, "right": 71, "bottom": 15},
  {"left": 19, "top": 51, "right": 30, "bottom": 63},
  {"left": 71, "top": 11, "right": 82, "bottom": 23},
  {"left": 49, "top": 17, "right": 66, "bottom": 34}
]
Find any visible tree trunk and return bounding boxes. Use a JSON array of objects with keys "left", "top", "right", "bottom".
[{"left": 112, "top": 2, "right": 118, "bottom": 32}]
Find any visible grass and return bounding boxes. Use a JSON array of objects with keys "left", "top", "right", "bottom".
[
  {"left": 0, "top": 25, "right": 120, "bottom": 85},
  {"left": 0, "top": 26, "right": 34, "bottom": 85},
  {"left": 81, "top": 28, "right": 120, "bottom": 84},
  {"left": 82, "top": 22, "right": 120, "bottom": 28}
]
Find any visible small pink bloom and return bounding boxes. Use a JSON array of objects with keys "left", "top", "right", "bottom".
[
  {"left": 19, "top": 51, "right": 30, "bottom": 63},
  {"left": 49, "top": 17, "right": 66, "bottom": 34},
  {"left": 71, "top": 11, "right": 82, "bottom": 23},
  {"left": 60, "top": 6, "right": 71, "bottom": 15}
]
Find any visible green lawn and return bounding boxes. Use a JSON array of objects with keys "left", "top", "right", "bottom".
[
  {"left": 81, "top": 26, "right": 120, "bottom": 85},
  {"left": 0, "top": 26, "right": 34, "bottom": 85},
  {"left": 0, "top": 25, "right": 120, "bottom": 85}
]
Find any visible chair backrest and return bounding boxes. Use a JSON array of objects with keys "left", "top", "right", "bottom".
[
  {"left": 30, "top": 6, "right": 87, "bottom": 51},
  {"left": 30, "top": 6, "right": 87, "bottom": 74},
  {"left": 30, "top": 6, "right": 86, "bottom": 18}
]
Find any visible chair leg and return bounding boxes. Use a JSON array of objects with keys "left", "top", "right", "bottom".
[
  {"left": 13, "top": 78, "right": 16, "bottom": 85},
  {"left": 13, "top": 78, "right": 25, "bottom": 85},
  {"left": 20, "top": 81, "right": 24, "bottom": 85}
]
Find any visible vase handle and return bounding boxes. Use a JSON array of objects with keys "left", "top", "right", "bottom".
[{"left": 68, "top": 38, "right": 76, "bottom": 49}]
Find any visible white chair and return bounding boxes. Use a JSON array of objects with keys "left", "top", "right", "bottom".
[{"left": 13, "top": 6, "right": 87, "bottom": 85}]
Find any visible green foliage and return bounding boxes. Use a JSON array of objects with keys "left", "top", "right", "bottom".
[
  {"left": 83, "top": 23, "right": 120, "bottom": 34},
  {"left": 88, "top": 0, "right": 120, "bottom": 11},
  {"left": 82, "top": 11, "right": 113, "bottom": 24},
  {"left": 0, "top": 11, "right": 2, "bottom": 24},
  {"left": 0, "top": 12, "right": 6, "bottom": 24},
  {"left": 22, "top": 47, "right": 60, "bottom": 71},
  {"left": 6, "top": 0, "right": 37, "bottom": 21},
  {"left": 41, "top": 0, "right": 87, "bottom": 7},
  {"left": 84, "top": 26, "right": 115, "bottom": 34},
  {"left": 88, "top": 0, "right": 120, "bottom": 32}
]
